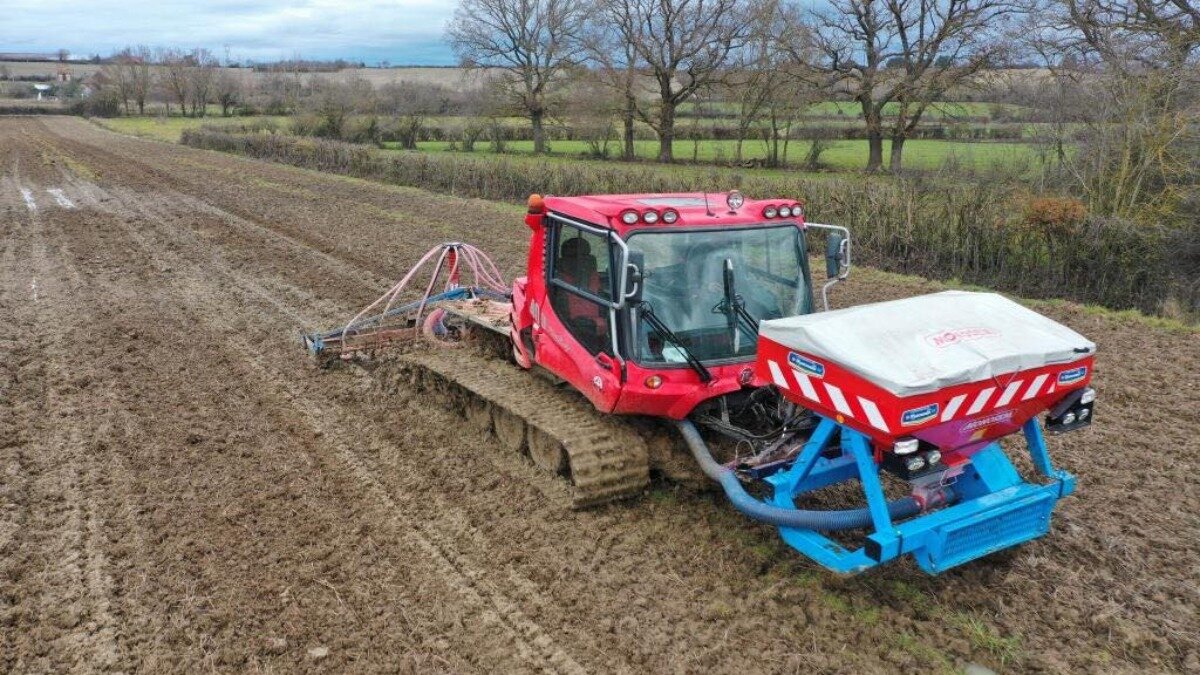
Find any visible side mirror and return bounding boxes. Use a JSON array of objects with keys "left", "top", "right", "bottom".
[
  {"left": 624, "top": 251, "right": 644, "bottom": 304},
  {"left": 825, "top": 233, "right": 846, "bottom": 279}
]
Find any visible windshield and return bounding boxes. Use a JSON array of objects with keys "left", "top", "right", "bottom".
[{"left": 628, "top": 224, "right": 810, "bottom": 364}]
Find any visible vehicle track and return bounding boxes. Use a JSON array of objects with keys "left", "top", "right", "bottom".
[{"left": 40, "top": 157, "right": 591, "bottom": 672}]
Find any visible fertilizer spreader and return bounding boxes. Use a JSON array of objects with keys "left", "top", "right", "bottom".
[{"left": 304, "top": 191, "right": 1096, "bottom": 574}]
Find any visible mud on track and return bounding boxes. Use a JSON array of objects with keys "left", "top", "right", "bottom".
[{"left": 1, "top": 116, "right": 1196, "bottom": 673}]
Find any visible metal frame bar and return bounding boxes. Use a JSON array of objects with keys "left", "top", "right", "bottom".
[{"left": 763, "top": 414, "right": 1076, "bottom": 575}]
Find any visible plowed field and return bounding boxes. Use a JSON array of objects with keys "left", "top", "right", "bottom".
[{"left": 2, "top": 117, "right": 1197, "bottom": 673}]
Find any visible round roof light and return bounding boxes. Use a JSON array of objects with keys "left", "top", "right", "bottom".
[
  {"left": 793, "top": 202, "right": 804, "bottom": 217},
  {"left": 727, "top": 191, "right": 744, "bottom": 210},
  {"left": 779, "top": 206, "right": 792, "bottom": 218},
  {"left": 763, "top": 206, "right": 778, "bottom": 218},
  {"left": 620, "top": 209, "right": 639, "bottom": 225},
  {"left": 642, "top": 209, "right": 660, "bottom": 224},
  {"left": 661, "top": 208, "right": 679, "bottom": 224}
]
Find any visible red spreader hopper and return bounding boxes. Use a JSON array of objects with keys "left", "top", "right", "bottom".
[{"left": 757, "top": 291, "right": 1096, "bottom": 461}]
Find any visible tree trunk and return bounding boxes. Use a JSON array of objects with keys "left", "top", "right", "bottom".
[
  {"left": 657, "top": 101, "right": 675, "bottom": 163},
  {"left": 531, "top": 108, "right": 545, "bottom": 154},
  {"left": 532, "top": 107, "right": 547, "bottom": 153},
  {"left": 866, "top": 129, "right": 884, "bottom": 172},
  {"left": 622, "top": 98, "right": 635, "bottom": 161},
  {"left": 889, "top": 135, "right": 906, "bottom": 172}
]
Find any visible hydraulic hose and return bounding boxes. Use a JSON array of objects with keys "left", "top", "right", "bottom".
[{"left": 675, "top": 420, "right": 923, "bottom": 531}]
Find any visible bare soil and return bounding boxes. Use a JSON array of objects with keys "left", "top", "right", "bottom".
[{"left": 1, "top": 116, "right": 1197, "bottom": 673}]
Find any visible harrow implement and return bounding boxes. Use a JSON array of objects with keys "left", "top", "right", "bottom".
[{"left": 303, "top": 242, "right": 511, "bottom": 362}]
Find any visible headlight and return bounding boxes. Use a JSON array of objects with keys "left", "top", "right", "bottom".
[
  {"left": 1078, "top": 408, "right": 1090, "bottom": 420},
  {"left": 905, "top": 456, "right": 926, "bottom": 472},
  {"left": 926, "top": 450, "right": 942, "bottom": 465},
  {"left": 1080, "top": 387, "right": 1095, "bottom": 404},
  {"left": 620, "top": 209, "right": 639, "bottom": 225},
  {"left": 894, "top": 438, "right": 919, "bottom": 455},
  {"left": 1062, "top": 411, "right": 1076, "bottom": 425},
  {"left": 661, "top": 208, "right": 679, "bottom": 224},
  {"left": 642, "top": 209, "right": 659, "bottom": 224},
  {"left": 779, "top": 206, "right": 792, "bottom": 218},
  {"left": 727, "top": 191, "right": 744, "bottom": 210},
  {"left": 763, "top": 206, "right": 778, "bottom": 218}
]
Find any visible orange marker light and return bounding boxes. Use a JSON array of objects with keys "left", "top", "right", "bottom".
[
  {"left": 644, "top": 375, "right": 663, "bottom": 389},
  {"left": 527, "top": 193, "right": 545, "bottom": 214}
]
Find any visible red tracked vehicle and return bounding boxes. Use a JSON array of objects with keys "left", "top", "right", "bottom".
[{"left": 305, "top": 191, "right": 1094, "bottom": 574}]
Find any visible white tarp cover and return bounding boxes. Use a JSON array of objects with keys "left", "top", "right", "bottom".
[{"left": 760, "top": 291, "right": 1096, "bottom": 397}]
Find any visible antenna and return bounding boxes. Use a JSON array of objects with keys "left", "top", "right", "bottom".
[{"left": 703, "top": 192, "right": 714, "bottom": 216}]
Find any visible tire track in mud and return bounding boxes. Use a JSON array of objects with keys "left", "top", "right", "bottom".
[
  {"left": 0, "top": 134, "right": 122, "bottom": 671},
  {"left": 41, "top": 140, "right": 589, "bottom": 673}
]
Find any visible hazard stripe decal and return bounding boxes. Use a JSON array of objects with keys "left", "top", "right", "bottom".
[
  {"left": 994, "top": 380, "right": 1024, "bottom": 408},
  {"left": 793, "top": 371, "right": 819, "bottom": 402},
  {"left": 1021, "top": 374, "right": 1049, "bottom": 401},
  {"left": 941, "top": 394, "right": 967, "bottom": 422},
  {"left": 966, "top": 387, "right": 996, "bottom": 415},
  {"left": 857, "top": 397, "right": 889, "bottom": 432},
  {"left": 767, "top": 360, "right": 789, "bottom": 389},
  {"left": 824, "top": 383, "right": 852, "bottom": 416}
]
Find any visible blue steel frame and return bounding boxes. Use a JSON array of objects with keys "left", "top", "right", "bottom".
[{"left": 765, "top": 415, "right": 1076, "bottom": 574}]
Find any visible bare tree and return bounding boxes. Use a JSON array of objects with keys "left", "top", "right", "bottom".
[
  {"left": 888, "top": 2, "right": 1021, "bottom": 171},
  {"left": 1028, "top": 0, "right": 1199, "bottom": 217},
  {"left": 159, "top": 49, "right": 191, "bottom": 116},
  {"left": 124, "top": 45, "right": 153, "bottom": 115},
  {"left": 601, "top": 0, "right": 755, "bottom": 162},
  {"left": 446, "top": 0, "right": 589, "bottom": 154},
  {"left": 99, "top": 53, "right": 134, "bottom": 115},
  {"left": 585, "top": 19, "right": 646, "bottom": 161},
  {"left": 725, "top": 0, "right": 816, "bottom": 166},
  {"left": 807, "top": 0, "right": 1022, "bottom": 172},
  {"left": 214, "top": 69, "right": 243, "bottom": 116},
  {"left": 187, "top": 49, "right": 219, "bottom": 117}
]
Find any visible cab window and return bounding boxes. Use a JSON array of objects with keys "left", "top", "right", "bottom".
[{"left": 548, "top": 220, "right": 614, "bottom": 356}]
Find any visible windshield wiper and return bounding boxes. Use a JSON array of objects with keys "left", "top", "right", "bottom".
[
  {"left": 638, "top": 303, "right": 713, "bottom": 383},
  {"left": 713, "top": 258, "right": 759, "bottom": 342}
]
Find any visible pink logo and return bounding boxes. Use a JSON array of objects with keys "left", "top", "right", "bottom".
[{"left": 925, "top": 327, "right": 1000, "bottom": 348}]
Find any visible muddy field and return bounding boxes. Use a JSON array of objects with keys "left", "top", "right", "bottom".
[{"left": 1, "top": 116, "right": 1196, "bottom": 673}]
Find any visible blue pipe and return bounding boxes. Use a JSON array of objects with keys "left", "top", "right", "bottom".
[{"left": 675, "top": 420, "right": 922, "bottom": 531}]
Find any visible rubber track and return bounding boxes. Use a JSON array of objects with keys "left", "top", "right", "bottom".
[{"left": 400, "top": 350, "right": 650, "bottom": 508}]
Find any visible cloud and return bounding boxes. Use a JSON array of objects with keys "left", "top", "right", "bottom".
[{"left": 2, "top": 0, "right": 458, "bottom": 64}]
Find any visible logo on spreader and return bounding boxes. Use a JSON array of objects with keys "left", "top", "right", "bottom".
[
  {"left": 924, "top": 326, "right": 999, "bottom": 348},
  {"left": 1057, "top": 366, "right": 1087, "bottom": 385},
  {"left": 787, "top": 352, "right": 825, "bottom": 378},
  {"left": 901, "top": 403, "right": 939, "bottom": 426}
]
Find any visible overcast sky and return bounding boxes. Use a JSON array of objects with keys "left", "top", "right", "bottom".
[{"left": 1, "top": 0, "right": 459, "bottom": 64}]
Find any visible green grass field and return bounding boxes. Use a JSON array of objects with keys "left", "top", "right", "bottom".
[
  {"left": 401, "top": 138, "right": 1042, "bottom": 172},
  {"left": 95, "top": 115, "right": 290, "bottom": 143},
  {"left": 678, "top": 100, "right": 1031, "bottom": 120},
  {"left": 95, "top": 113, "right": 1045, "bottom": 173}
]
